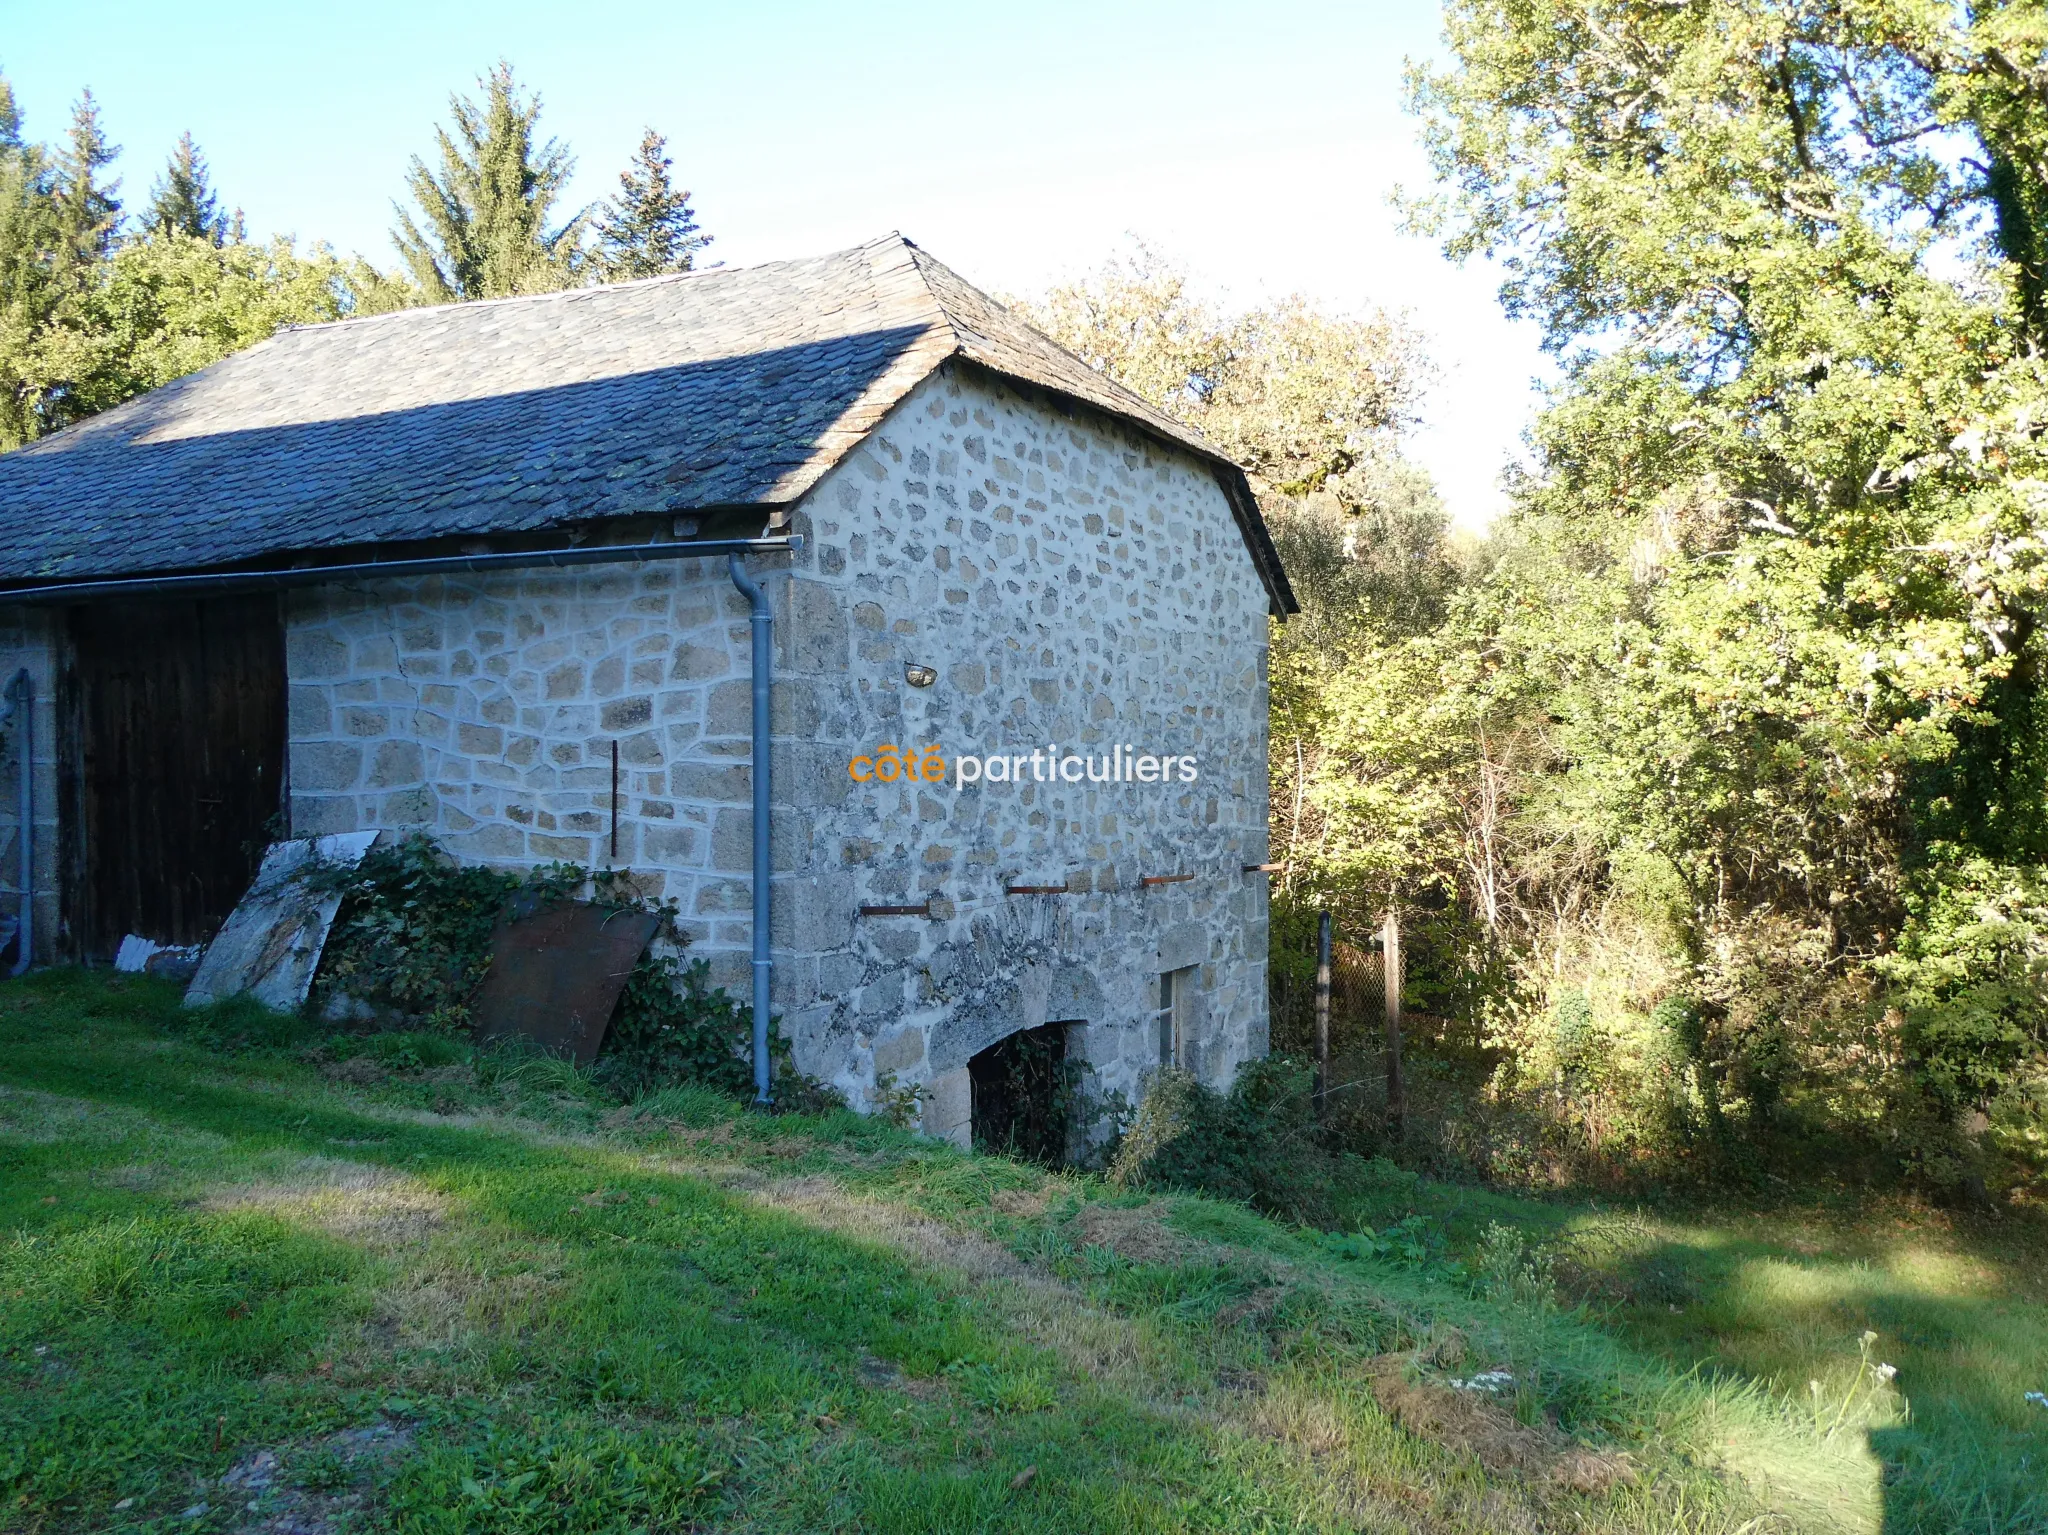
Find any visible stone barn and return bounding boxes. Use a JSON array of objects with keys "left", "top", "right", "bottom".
[{"left": 0, "top": 234, "right": 1296, "bottom": 1145}]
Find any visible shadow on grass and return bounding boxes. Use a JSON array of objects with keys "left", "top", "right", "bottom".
[{"left": 1586, "top": 1227, "right": 2048, "bottom": 1535}]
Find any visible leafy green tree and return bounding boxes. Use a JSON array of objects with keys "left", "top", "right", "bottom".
[
  {"left": 145, "top": 132, "right": 228, "bottom": 244},
  {"left": 337, "top": 258, "right": 425, "bottom": 316},
  {"left": 596, "top": 128, "right": 708, "bottom": 280},
  {"left": 33, "top": 234, "right": 350, "bottom": 428},
  {"left": 1024, "top": 245, "right": 1434, "bottom": 514},
  {"left": 1401, "top": 0, "right": 2048, "bottom": 1187},
  {"left": 0, "top": 70, "right": 358, "bottom": 446},
  {"left": 391, "top": 62, "right": 589, "bottom": 301}
]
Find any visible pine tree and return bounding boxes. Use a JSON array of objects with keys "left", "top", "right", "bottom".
[
  {"left": 0, "top": 74, "right": 22, "bottom": 154},
  {"left": 391, "top": 62, "right": 587, "bottom": 302},
  {"left": 0, "top": 71, "right": 60, "bottom": 447},
  {"left": 146, "top": 132, "right": 228, "bottom": 244},
  {"left": 52, "top": 91, "right": 119, "bottom": 265},
  {"left": 596, "top": 129, "right": 709, "bottom": 281}
]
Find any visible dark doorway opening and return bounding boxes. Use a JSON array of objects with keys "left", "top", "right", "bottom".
[
  {"left": 970, "top": 1020, "right": 1074, "bottom": 1166},
  {"left": 60, "top": 595, "right": 287, "bottom": 962}
]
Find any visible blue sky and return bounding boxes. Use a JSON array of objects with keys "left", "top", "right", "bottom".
[{"left": 2, "top": 0, "right": 1547, "bottom": 528}]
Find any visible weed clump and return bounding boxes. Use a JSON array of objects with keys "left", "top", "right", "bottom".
[
  {"left": 1109, "top": 1058, "right": 1377, "bottom": 1225},
  {"left": 593, "top": 954, "right": 763, "bottom": 1101}
]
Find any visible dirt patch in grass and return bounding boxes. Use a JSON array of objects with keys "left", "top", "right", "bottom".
[
  {"left": 212, "top": 1423, "right": 414, "bottom": 1534},
  {"left": 319, "top": 1058, "right": 388, "bottom": 1087},
  {"left": 93, "top": 1162, "right": 170, "bottom": 1192},
  {"left": 1362, "top": 1353, "right": 1635, "bottom": 1495},
  {"left": 688, "top": 1165, "right": 1196, "bottom": 1398},
  {"left": 1215, "top": 1284, "right": 1290, "bottom": 1328},
  {"left": 1069, "top": 1201, "right": 1190, "bottom": 1264},
  {"left": 991, "top": 1185, "right": 1053, "bottom": 1219},
  {"left": 741, "top": 1172, "right": 1037, "bottom": 1284},
  {"left": 661, "top": 1120, "right": 743, "bottom": 1151},
  {"left": 1245, "top": 1381, "right": 1354, "bottom": 1456},
  {"left": 856, "top": 1352, "right": 952, "bottom": 1404}
]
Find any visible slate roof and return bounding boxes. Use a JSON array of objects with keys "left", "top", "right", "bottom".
[{"left": 0, "top": 235, "right": 1294, "bottom": 611}]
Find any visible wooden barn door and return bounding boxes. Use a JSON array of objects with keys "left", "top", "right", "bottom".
[{"left": 61, "top": 595, "right": 286, "bottom": 962}]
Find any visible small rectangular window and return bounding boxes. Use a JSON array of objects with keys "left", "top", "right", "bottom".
[{"left": 1158, "top": 965, "right": 1196, "bottom": 1067}]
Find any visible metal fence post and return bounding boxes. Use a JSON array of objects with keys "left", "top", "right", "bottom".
[
  {"left": 1383, "top": 907, "right": 1404, "bottom": 1141},
  {"left": 1314, "top": 909, "right": 1332, "bottom": 1120}
]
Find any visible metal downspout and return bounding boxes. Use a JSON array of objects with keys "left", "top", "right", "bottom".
[
  {"left": 7, "top": 669, "right": 30, "bottom": 976},
  {"left": 728, "top": 554, "right": 773, "bottom": 1105}
]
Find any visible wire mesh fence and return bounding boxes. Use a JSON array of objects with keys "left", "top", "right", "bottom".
[{"left": 1270, "top": 925, "right": 1395, "bottom": 1124}]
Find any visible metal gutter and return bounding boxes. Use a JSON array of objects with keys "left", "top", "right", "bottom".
[
  {"left": 726, "top": 553, "right": 775, "bottom": 1106},
  {"left": 0, "top": 537, "right": 803, "bottom": 605}
]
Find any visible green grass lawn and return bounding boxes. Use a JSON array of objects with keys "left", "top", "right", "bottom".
[{"left": 1, "top": 971, "right": 2043, "bottom": 1534}]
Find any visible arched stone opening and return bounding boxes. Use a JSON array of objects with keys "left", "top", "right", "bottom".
[
  {"left": 923, "top": 960, "right": 1108, "bottom": 1154},
  {"left": 969, "top": 1019, "right": 1074, "bottom": 1166}
]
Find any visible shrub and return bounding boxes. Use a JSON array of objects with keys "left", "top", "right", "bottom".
[
  {"left": 1109, "top": 1057, "right": 1344, "bottom": 1224},
  {"left": 1875, "top": 854, "right": 2048, "bottom": 1197},
  {"left": 312, "top": 835, "right": 569, "bottom": 1030},
  {"left": 1550, "top": 991, "right": 1599, "bottom": 1093}
]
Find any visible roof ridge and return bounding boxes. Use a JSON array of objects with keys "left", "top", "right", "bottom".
[
  {"left": 882, "top": 234, "right": 971, "bottom": 359},
  {"left": 865, "top": 233, "right": 961, "bottom": 349},
  {"left": 283, "top": 239, "right": 905, "bottom": 337}
]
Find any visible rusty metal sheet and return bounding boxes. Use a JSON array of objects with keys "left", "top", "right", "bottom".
[{"left": 472, "top": 903, "right": 659, "bottom": 1064}]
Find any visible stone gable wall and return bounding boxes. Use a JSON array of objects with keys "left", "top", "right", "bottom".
[{"left": 767, "top": 363, "right": 1273, "bottom": 1135}]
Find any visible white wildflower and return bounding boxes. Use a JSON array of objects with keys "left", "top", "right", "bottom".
[{"left": 1450, "top": 1370, "right": 1515, "bottom": 1394}]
